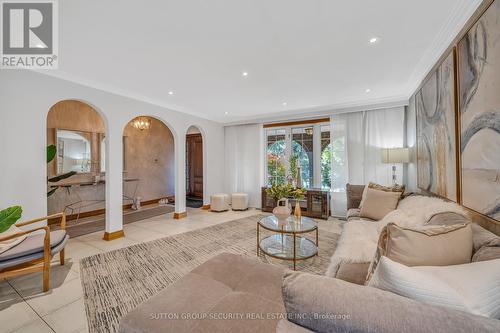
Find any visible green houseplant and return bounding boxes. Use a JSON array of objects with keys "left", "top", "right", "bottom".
[
  {"left": 265, "top": 183, "right": 293, "bottom": 201},
  {"left": 47, "top": 144, "right": 77, "bottom": 197},
  {"left": 0, "top": 206, "right": 22, "bottom": 233}
]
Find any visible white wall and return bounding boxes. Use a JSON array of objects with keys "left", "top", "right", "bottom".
[{"left": 0, "top": 70, "right": 225, "bottom": 231}]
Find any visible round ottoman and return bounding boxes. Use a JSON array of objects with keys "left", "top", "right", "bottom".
[
  {"left": 231, "top": 193, "right": 249, "bottom": 211},
  {"left": 210, "top": 193, "right": 230, "bottom": 212}
]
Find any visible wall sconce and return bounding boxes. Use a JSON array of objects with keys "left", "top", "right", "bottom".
[{"left": 131, "top": 117, "right": 151, "bottom": 131}]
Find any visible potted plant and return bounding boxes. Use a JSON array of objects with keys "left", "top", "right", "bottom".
[{"left": 46, "top": 145, "right": 76, "bottom": 197}]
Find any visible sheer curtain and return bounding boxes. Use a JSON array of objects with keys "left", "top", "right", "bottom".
[
  {"left": 330, "top": 107, "right": 405, "bottom": 216},
  {"left": 224, "top": 124, "right": 264, "bottom": 208}
]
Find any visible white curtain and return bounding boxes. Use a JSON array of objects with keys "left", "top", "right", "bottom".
[
  {"left": 330, "top": 107, "right": 405, "bottom": 216},
  {"left": 224, "top": 124, "right": 264, "bottom": 208}
]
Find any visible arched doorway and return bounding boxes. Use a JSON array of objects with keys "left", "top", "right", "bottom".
[
  {"left": 186, "top": 126, "right": 204, "bottom": 208},
  {"left": 46, "top": 100, "right": 107, "bottom": 236},
  {"left": 121, "top": 116, "right": 175, "bottom": 220}
]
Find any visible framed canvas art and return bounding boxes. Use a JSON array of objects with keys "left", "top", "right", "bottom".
[
  {"left": 458, "top": 0, "right": 500, "bottom": 222},
  {"left": 416, "top": 51, "right": 457, "bottom": 202}
]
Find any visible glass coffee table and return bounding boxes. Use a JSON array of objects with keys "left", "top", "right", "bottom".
[{"left": 257, "top": 215, "right": 318, "bottom": 270}]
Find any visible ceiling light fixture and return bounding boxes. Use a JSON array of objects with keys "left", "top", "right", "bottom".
[
  {"left": 369, "top": 37, "right": 379, "bottom": 44},
  {"left": 224, "top": 112, "right": 229, "bottom": 115},
  {"left": 242, "top": 72, "right": 248, "bottom": 77},
  {"left": 131, "top": 116, "right": 152, "bottom": 131},
  {"left": 282, "top": 102, "right": 287, "bottom": 106},
  {"left": 365, "top": 88, "right": 371, "bottom": 93},
  {"left": 168, "top": 91, "right": 174, "bottom": 95}
]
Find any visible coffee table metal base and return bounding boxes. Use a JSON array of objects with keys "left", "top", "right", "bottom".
[{"left": 257, "top": 222, "right": 318, "bottom": 270}]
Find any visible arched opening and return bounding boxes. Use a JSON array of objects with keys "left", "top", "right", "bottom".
[
  {"left": 121, "top": 116, "right": 175, "bottom": 221},
  {"left": 46, "top": 100, "right": 107, "bottom": 236},
  {"left": 185, "top": 126, "right": 204, "bottom": 208}
]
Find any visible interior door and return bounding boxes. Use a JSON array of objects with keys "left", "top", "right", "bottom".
[{"left": 186, "top": 134, "right": 203, "bottom": 198}]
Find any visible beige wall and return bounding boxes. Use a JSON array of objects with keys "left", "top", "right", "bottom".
[
  {"left": 123, "top": 117, "right": 175, "bottom": 203},
  {"left": 47, "top": 100, "right": 105, "bottom": 133},
  {"left": 47, "top": 104, "right": 174, "bottom": 215}
]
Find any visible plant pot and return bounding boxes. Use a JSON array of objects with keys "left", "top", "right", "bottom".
[{"left": 273, "top": 198, "right": 291, "bottom": 223}]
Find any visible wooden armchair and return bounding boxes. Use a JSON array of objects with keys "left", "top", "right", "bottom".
[{"left": 0, "top": 212, "right": 68, "bottom": 292}]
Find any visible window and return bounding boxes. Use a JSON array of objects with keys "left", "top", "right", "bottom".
[
  {"left": 291, "top": 127, "right": 313, "bottom": 188},
  {"left": 265, "top": 122, "right": 331, "bottom": 189},
  {"left": 266, "top": 129, "right": 287, "bottom": 185}
]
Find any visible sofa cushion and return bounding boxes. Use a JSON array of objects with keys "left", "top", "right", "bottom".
[
  {"left": 276, "top": 319, "right": 314, "bottom": 333},
  {"left": 346, "top": 184, "right": 365, "bottom": 210},
  {"left": 427, "top": 212, "right": 470, "bottom": 226},
  {"left": 282, "top": 270, "right": 500, "bottom": 333},
  {"left": 119, "top": 253, "right": 285, "bottom": 333},
  {"left": 366, "top": 223, "right": 473, "bottom": 282},
  {"left": 473, "top": 238, "right": 500, "bottom": 262},
  {"left": 471, "top": 223, "right": 500, "bottom": 252},
  {"left": 359, "top": 188, "right": 400, "bottom": 220},
  {"left": 0, "top": 230, "right": 67, "bottom": 261},
  {"left": 335, "top": 262, "right": 370, "bottom": 285},
  {"left": 368, "top": 256, "right": 500, "bottom": 319},
  {"left": 359, "top": 182, "right": 405, "bottom": 208}
]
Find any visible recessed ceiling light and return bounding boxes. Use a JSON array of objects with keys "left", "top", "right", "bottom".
[
  {"left": 365, "top": 88, "right": 371, "bottom": 93},
  {"left": 242, "top": 72, "right": 248, "bottom": 77},
  {"left": 168, "top": 91, "right": 174, "bottom": 95},
  {"left": 224, "top": 111, "right": 229, "bottom": 115},
  {"left": 282, "top": 102, "right": 287, "bottom": 106},
  {"left": 369, "top": 37, "right": 379, "bottom": 44}
]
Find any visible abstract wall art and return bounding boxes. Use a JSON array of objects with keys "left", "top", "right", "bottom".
[
  {"left": 458, "top": 0, "right": 500, "bottom": 222},
  {"left": 416, "top": 51, "right": 457, "bottom": 202}
]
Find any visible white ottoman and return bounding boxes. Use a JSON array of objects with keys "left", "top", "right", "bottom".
[
  {"left": 210, "top": 193, "right": 230, "bottom": 212},
  {"left": 231, "top": 193, "right": 249, "bottom": 211}
]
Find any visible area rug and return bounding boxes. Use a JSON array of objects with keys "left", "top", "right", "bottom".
[{"left": 80, "top": 214, "right": 340, "bottom": 333}]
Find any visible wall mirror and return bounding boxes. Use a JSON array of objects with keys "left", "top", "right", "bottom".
[{"left": 56, "top": 129, "right": 93, "bottom": 174}]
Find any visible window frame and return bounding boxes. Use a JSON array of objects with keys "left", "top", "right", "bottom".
[{"left": 265, "top": 121, "right": 330, "bottom": 189}]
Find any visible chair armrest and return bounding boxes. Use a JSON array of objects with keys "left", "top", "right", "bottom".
[
  {"left": 16, "top": 212, "right": 66, "bottom": 230},
  {"left": 0, "top": 225, "right": 50, "bottom": 243}
]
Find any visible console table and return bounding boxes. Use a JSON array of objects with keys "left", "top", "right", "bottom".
[{"left": 261, "top": 187, "right": 330, "bottom": 220}]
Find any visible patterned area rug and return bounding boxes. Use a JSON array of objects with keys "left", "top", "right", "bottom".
[{"left": 80, "top": 214, "right": 340, "bottom": 333}]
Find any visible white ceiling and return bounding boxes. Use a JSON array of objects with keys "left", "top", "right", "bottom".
[{"left": 45, "top": 0, "right": 482, "bottom": 124}]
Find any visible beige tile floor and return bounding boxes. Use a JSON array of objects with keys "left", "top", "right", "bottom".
[{"left": 0, "top": 208, "right": 343, "bottom": 333}]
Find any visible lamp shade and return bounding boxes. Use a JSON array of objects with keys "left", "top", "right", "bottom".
[{"left": 381, "top": 147, "right": 409, "bottom": 164}]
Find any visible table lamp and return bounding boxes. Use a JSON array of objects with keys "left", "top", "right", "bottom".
[{"left": 381, "top": 147, "right": 409, "bottom": 185}]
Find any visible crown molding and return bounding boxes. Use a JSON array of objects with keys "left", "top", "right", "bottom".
[
  {"left": 31, "top": 69, "right": 216, "bottom": 122},
  {"left": 223, "top": 95, "right": 408, "bottom": 126},
  {"left": 404, "top": 0, "right": 483, "bottom": 97}
]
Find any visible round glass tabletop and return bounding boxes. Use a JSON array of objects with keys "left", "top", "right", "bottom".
[
  {"left": 259, "top": 234, "right": 318, "bottom": 259},
  {"left": 258, "top": 215, "right": 317, "bottom": 234}
]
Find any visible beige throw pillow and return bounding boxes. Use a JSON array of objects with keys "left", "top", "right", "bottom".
[
  {"left": 359, "top": 188, "right": 400, "bottom": 220},
  {"left": 368, "top": 256, "right": 500, "bottom": 319},
  {"left": 366, "top": 223, "right": 473, "bottom": 282},
  {"left": 359, "top": 182, "right": 405, "bottom": 208}
]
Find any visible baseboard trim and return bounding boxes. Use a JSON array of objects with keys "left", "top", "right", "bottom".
[
  {"left": 173, "top": 211, "right": 187, "bottom": 219},
  {"left": 103, "top": 230, "right": 125, "bottom": 241},
  {"left": 202, "top": 204, "right": 211, "bottom": 210},
  {"left": 48, "top": 196, "right": 175, "bottom": 225}
]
